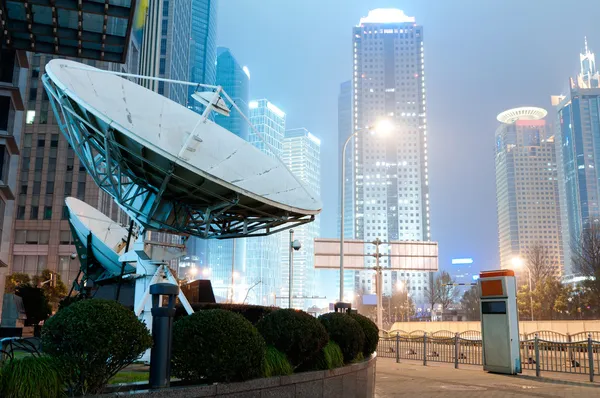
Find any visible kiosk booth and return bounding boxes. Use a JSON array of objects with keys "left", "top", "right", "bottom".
[{"left": 478, "top": 270, "right": 521, "bottom": 374}]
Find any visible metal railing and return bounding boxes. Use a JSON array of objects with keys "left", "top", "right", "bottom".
[
  {"left": 0, "top": 337, "right": 41, "bottom": 363},
  {"left": 377, "top": 332, "right": 599, "bottom": 381}
]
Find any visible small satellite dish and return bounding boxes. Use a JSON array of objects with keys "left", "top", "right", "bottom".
[
  {"left": 66, "top": 197, "right": 136, "bottom": 282},
  {"left": 191, "top": 91, "right": 231, "bottom": 116}
]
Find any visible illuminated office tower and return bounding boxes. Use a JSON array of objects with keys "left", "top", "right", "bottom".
[
  {"left": 204, "top": 47, "right": 250, "bottom": 299},
  {"left": 281, "top": 128, "right": 321, "bottom": 309},
  {"left": 352, "top": 9, "right": 430, "bottom": 308},
  {"left": 245, "top": 99, "right": 286, "bottom": 305},
  {"left": 188, "top": 0, "right": 217, "bottom": 111},
  {"left": 553, "top": 38, "right": 600, "bottom": 276},
  {"left": 495, "top": 107, "right": 563, "bottom": 277}
]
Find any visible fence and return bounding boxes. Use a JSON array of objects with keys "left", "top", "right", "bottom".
[{"left": 377, "top": 331, "right": 599, "bottom": 381}]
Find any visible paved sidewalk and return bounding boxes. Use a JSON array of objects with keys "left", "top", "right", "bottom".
[{"left": 376, "top": 358, "right": 600, "bottom": 397}]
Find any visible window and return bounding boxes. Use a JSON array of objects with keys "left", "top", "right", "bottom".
[
  {"left": 59, "top": 230, "right": 71, "bottom": 245},
  {"left": 17, "top": 206, "right": 25, "bottom": 220},
  {"left": 26, "top": 111, "right": 36, "bottom": 124},
  {"left": 30, "top": 206, "right": 38, "bottom": 219},
  {"left": 43, "top": 206, "right": 52, "bottom": 220}
]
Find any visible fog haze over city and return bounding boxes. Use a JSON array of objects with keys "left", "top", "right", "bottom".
[{"left": 217, "top": 0, "right": 600, "bottom": 276}]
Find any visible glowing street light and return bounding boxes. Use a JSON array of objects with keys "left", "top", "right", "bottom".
[
  {"left": 189, "top": 267, "right": 198, "bottom": 277},
  {"left": 511, "top": 255, "right": 533, "bottom": 321}
]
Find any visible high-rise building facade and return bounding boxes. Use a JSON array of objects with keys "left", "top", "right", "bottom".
[
  {"left": 351, "top": 9, "right": 430, "bottom": 306},
  {"left": 139, "top": 0, "right": 191, "bottom": 105},
  {"left": 0, "top": 48, "right": 28, "bottom": 314},
  {"left": 495, "top": 107, "right": 563, "bottom": 277},
  {"left": 554, "top": 39, "right": 600, "bottom": 276},
  {"left": 245, "top": 99, "right": 286, "bottom": 305},
  {"left": 203, "top": 47, "right": 250, "bottom": 298},
  {"left": 215, "top": 47, "right": 250, "bottom": 140},
  {"left": 188, "top": 0, "right": 218, "bottom": 111},
  {"left": 8, "top": 36, "right": 140, "bottom": 288},
  {"left": 281, "top": 128, "right": 321, "bottom": 309}
]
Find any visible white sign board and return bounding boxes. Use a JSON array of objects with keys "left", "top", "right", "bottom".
[{"left": 313, "top": 238, "right": 438, "bottom": 272}]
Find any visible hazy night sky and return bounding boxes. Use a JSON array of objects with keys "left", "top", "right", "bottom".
[{"left": 216, "top": 0, "right": 599, "bottom": 275}]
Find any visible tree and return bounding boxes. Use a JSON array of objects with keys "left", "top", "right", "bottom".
[
  {"left": 525, "top": 244, "right": 556, "bottom": 289},
  {"left": 460, "top": 286, "right": 480, "bottom": 321},
  {"left": 437, "top": 271, "right": 459, "bottom": 311},
  {"left": 5, "top": 273, "right": 31, "bottom": 293},
  {"left": 424, "top": 271, "right": 459, "bottom": 320},
  {"left": 390, "top": 289, "right": 415, "bottom": 322},
  {"left": 32, "top": 269, "right": 67, "bottom": 309},
  {"left": 572, "top": 223, "right": 600, "bottom": 316},
  {"left": 516, "top": 275, "right": 572, "bottom": 320},
  {"left": 14, "top": 285, "right": 51, "bottom": 326}
]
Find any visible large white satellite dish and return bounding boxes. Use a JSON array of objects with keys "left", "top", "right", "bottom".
[
  {"left": 66, "top": 197, "right": 136, "bottom": 283},
  {"left": 43, "top": 59, "right": 321, "bottom": 239}
]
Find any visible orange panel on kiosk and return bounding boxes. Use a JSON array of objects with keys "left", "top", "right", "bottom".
[{"left": 481, "top": 280, "right": 504, "bottom": 297}]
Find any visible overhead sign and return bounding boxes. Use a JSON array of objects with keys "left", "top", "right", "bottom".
[{"left": 313, "top": 238, "right": 438, "bottom": 271}]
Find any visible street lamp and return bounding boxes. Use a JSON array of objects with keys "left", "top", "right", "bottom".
[
  {"left": 339, "top": 119, "right": 393, "bottom": 303},
  {"left": 512, "top": 256, "right": 534, "bottom": 321},
  {"left": 288, "top": 229, "right": 301, "bottom": 309}
]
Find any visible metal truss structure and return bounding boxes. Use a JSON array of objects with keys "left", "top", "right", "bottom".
[{"left": 43, "top": 74, "right": 314, "bottom": 239}]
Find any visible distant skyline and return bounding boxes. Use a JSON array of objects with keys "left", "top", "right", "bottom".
[{"left": 216, "top": 0, "right": 600, "bottom": 273}]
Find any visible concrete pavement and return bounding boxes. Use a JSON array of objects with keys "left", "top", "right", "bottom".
[{"left": 376, "top": 358, "right": 600, "bottom": 397}]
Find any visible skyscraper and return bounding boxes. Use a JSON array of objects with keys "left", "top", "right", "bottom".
[
  {"left": 245, "top": 99, "right": 286, "bottom": 305},
  {"left": 554, "top": 38, "right": 600, "bottom": 276},
  {"left": 495, "top": 107, "right": 563, "bottom": 277},
  {"left": 281, "top": 128, "right": 321, "bottom": 309},
  {"left": 188, "top": 0, "right": 218, "bottom": 111},
  {"left": 0, "top": 48, "right": 28, "bottom": 314},
  {"left": 203, "top": 47, "right": 251, "bottom": 298},
  {"left": 351, "top": 9, "right": 430, "bottom": 307},
  {"left": 215, "top": 47, "right": 250, "bottom": 140},
  {"left": 139, "top": 0, "right": 191, "bottom": 105}
]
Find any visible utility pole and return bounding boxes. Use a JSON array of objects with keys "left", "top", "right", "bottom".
[
  {"left": 289, "top": 229, "right": 294, "bottom": 309},
  {"left": 373, "top": 238, "right": 384, "bottom": 331}
]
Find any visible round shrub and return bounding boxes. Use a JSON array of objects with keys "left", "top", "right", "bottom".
[
  {"left": 0, "top": 356, "right": 63, "bottom": 398},
  {"left": 172, "top": 309, "right": 265, "bottom": 383},
  {"left": 318, "top": 312, "right": 365, "bottom": 363},
  {"left": 348, "top": 313, "right": 379, "bottom": 357},
  {"left": 41, "top": 299, "right": 152, "bottom": 395},
  {"left": 257, "top": 309, "right": 328, "bottom": 367}
]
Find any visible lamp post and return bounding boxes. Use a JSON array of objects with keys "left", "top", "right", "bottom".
[
  {"left": 288, "top": 229, "right": 301, "bottom": 309},
  {"left": 339, "top": 120, "right": 393, "bottom": 303},
  {"left": 512, "top": 256, "right": 534, "bottom": 321}
]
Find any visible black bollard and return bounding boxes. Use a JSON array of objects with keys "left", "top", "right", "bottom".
[{"left": 149, "top": 283, "right": 179, "bottom": 389}]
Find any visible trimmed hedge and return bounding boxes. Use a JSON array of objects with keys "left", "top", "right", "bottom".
[
  {"left": 257, "top": 309, "right": 328, "bottom": 367},
  {"left": 175, "top": 303, "right": 275, "bottom": 325},
  {"left": 318, "top": 313, "right": 365, "bottom": 363},
  {"left": 348, "top": 313, "right": 379, "bottom": 357},
  {"left": 41, "top": 299, "right": 151, "bottom": 395},
  {"left": 171, "top": 309, "right": 265, "bottom": 383}
]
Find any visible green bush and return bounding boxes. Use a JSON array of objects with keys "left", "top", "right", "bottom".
[
  {"left": 57, "top": 295, "right": 85, "bottom": 312},
  {"left": 348, "top": 313, "right": 379, "bottom": 357},
  {"left": 257, "top": 309, "right": 328, "bottom": 367},
  {"left": 174, "top": 303, "right": 275, "bottom": 325},
  {"left": 171, "top": 309, "right": 265, "bottom": 383},
  {"left": 318, "top": 313, "right": 365, "bottom": 363},
  {"left": 297, "top": 341, "right": 344, "bottom": 371},
  {"left": 263, "top": 346, "right": 293, "bottom": 377},
  {"left": 0, "top": 356, "right": 64, "bottom": 398},
  {"left": 41, "top": 299, "right": 152, "bottom": 395}
]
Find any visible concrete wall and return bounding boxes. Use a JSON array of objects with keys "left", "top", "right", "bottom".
[
  {"left": 388, "top": 320, "right": 600, "bottom": 335},
  {"left": 99, "top": 355, "right": 376, "bottom": 398}
]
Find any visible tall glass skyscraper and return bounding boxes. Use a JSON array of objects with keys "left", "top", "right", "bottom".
[
  {"left": 281, "top": 128, "right": 321, "bottom": 309},
  {"left": 215, "top": 47, "right": 250, "bottom": 140},
  {"left": 351, "top": 9, "right": 430, "bottom": 308},
  {"left": 205, "top": 47, "right": 250, "bottom": 300},
  {"left": 188, "top": 0, "right": 217, "bottom": 112},
  {"left": 495, "top": 107, "right": 563, "bottom": 278},
  {"left": 554, "top": 38, "right": 600, "bottom": 276},
  {"left": 245, "top": 99, "right": 286, "bottom": 305}
]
